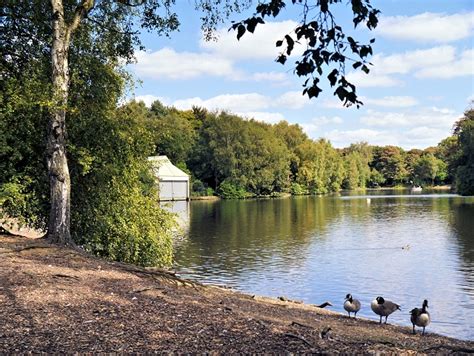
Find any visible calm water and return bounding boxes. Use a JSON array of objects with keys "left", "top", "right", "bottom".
[{"left": 171, "top": 191, "right": 474, "bottom": 340}]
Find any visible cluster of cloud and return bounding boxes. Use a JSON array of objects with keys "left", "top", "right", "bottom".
[
  {"left": 347, "top": 46, "right": 473, "bottom": 87},
  {"left": 322, "top": 106, "right": 461, "bottom": 149},
  {"left": 135, "top": 91, "right": 313, "bottom": 122},
  {"left": 376, "top": 12, "right": 474, "bottom": 43},
  {"left": 133, "top": 20, "right": 300, "bottom": 83}
]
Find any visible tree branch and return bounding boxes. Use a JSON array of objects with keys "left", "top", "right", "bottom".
[{"left": 68, "top": 0, "right": 95, "bottom": 36}]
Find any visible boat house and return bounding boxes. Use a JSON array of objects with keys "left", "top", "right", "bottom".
[{"left": 148, "top": 156, "right": 190, "bottom": 201}]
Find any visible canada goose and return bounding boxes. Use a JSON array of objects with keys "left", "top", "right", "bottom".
[
  {"left": 410, "top": 299, "right": 430, "bottom": 335},
  {"left": 371, "top": 296, "right": 401, "bottom": 324},
  {"left": 344, "top": 293, "right": 361, "bottom": 318}
]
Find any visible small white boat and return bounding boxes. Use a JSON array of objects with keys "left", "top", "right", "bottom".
[{"left": 411, "top": 186, "right": 422, "bottom": 192}]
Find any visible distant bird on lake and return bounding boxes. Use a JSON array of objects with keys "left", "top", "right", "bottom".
[
  {"left": 344, "top": 293, "right": 361, "bottom": 318},
  {"left": 410, "top": 299, "right": 430, "bottom": 335},
  {"left": 371, "top": 296, "right": 401, "bottom": 324}
]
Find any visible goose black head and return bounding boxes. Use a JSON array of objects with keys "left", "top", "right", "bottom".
[
  {"left": 376, "top": 296, "right": 385, "bottom": 304},
  {"left": 345, "top": 293, "right": 352, "bottom": 300},
  {"left": 423, "top": 299, "right": 429, "bottom": 308}
]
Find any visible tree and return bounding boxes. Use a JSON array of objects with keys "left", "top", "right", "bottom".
[
  {"left": 436, "top": 136, "right": 460, "bottom": 183},
  {"left": 2, "top": 0, "right": 380, "bottom": 246},
  {"left": 413, "top": 154, "right": 446, "bottom": 186},
  {"left": 454, "top": 109, "right": 474, "bottom": 195},
  {"left": 371, "top": 146, "right": 407, "bottom": 186}
]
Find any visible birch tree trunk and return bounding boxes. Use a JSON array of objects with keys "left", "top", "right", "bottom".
[
  {"left": 48, "top": 0, "right": 92, "bottom": 244},
  {"left": 48, "top": 0, "right": 72, "bottom": 244}
]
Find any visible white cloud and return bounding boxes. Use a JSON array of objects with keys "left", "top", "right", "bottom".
[
  {"left": 346, "top": 71, "right": 402, "bottom": 87},
  {"left": 276, "top": 91, "right": 312, "bottom": 109},
  {"left": 346, "top": 46, "right": 467, "bottom": 87},
  {"left": 301, "top": 116, "right": 343, "bottom": 136},
  {"left": 415, "top": 49, "right": 473, "bottom": 79},
  {"left": 133, "top": 48, "right": 291, "bottom": 83},
  {"left": 363, "top": 96, "right": 419, "bottom": 108},
  {"left": 172, "top": 93, "right": 271, "bottom": 112},
  {"left": 342, "top": 73, "right": 377, "bottom": 89},
  {"left": 236, "top": 111, "right": 286, "bottom": 124},
  {"left": 323, "top": 129, "right": 398, "bottom": 148},
  {"left": 134, "top": 48, "right": 237, "bottom": 80},
  {"left": 360, "top": 107, "right": 459, "bottom": 129},
  {"left": 200, "top": 20, "right": 302, "bottom": 60},
  {"left": 251, "top": 71, "right": 289, "bottom": 83},
  {"left": 377, "top": 12, "right": 474, "bottom": 43},
  {"left": 165, "top": 90, "right": 313, "bottom": 113}
]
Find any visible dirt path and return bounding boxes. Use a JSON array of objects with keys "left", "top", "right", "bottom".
[{"left": 1, "top": 234, "right": 473, "bottom": 353}]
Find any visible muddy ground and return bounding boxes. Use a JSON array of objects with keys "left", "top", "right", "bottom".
[{"left": 1, "top": 234, "right": 473, "bottom": 354}]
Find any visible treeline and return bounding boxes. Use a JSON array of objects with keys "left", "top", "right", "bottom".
[{"left": 133, "top": 100, "right": 474, "bottom": 197}]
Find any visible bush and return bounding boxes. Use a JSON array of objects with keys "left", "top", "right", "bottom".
[
  {"left": 217, "top": 180, "right": 249, "bottom": 199},
  {"left": 191, "top": 179, "right": 215, "bottom": 197},
  {"left": 290, "top": 182, "right": 308, "bottom": 195}
]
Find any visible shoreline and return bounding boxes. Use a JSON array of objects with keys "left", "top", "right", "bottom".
[{"left": 1, "top": 234, "right": 472, "bottom": 353}]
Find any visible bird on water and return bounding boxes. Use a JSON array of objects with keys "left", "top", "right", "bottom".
[
  {"left": 344, "top": 293, "right": 361, "bottom": 318},
  {"left": 410, "top": 299, "right": 430, "bottom": 335},
  {"left": 371, "top": 296, "right": 401, "bottom": 324}
]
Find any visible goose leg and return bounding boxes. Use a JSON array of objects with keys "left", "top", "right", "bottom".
[
  {"left": 422, "top": 327, "right": 425, "bottom": 336},
  {"left": 412, "top": 324, "right": 416, "bottom": 335},
  {"left": 379, "top": 316, "right": 382, "bottom": 324},
  {"left": 354, "top": 312, "right": 357, "bottom": 319},
  {"left": 384, "top": 316, "right": 388, "bottom": 324},
  {"left": 348, "top": 311, "right": 351, "bottom": 317}
]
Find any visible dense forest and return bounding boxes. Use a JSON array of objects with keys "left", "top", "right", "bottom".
[{"left": 130, "top": 99, "right": 474, "bottom": 198}]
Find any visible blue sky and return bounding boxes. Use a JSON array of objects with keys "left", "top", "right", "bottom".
[{"left": 129, "top": 0, "right": 473, "bottom": 149}]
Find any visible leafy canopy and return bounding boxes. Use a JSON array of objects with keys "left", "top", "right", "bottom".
[{"left": 231, "top": 0, "right": 380, "bottom": 107}]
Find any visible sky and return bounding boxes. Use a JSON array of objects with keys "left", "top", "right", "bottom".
[{"left": 129, "top": 0, "right": 474, "bottom": 149}]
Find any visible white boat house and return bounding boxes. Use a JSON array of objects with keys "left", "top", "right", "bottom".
[{"left": 148, "top": 156, "right": 190, "bottom": 201}]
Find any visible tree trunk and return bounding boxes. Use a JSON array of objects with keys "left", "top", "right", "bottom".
[{"left": 48, "top": 0, "right": 72, "bottom": 245}]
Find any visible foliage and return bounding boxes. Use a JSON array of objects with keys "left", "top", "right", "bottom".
[
  {"left": 290, "top": 182, "right": 308, "bottom": 195},
  {"left": 191, "top": 179, "right": 215, "bottom": 197},
  {"left": 188, "top": 112, "right": 291, "bottom": 195},
  {"left": 217, "top": 180, "right": 249, "bottom": 199},
  {"left": 148, "top": 107, "right": 197, "bottom": 164},
  {"left": 437, "top": 136, "right": 461, "bottom": 184},
  {"left": 454, "top": 109, "right": 474, "bottom": 195},
  {"left": 1, "top": 52, "right": 174, "bottom": 266},
  {"left": 371, "top": 146, "right": 407, "bottom": 186},
  {"left": 232, "top": 0, "right": 380, "bottom": 107},
  {"left": 0, "top": 64, "right": 50, "bottom": 230},
  {"left": 413, "top": 154, "right": 447, "bottom": 186}
]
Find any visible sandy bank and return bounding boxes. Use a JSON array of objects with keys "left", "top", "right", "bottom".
[{"left": 0, "top": 234, "right": 472, "bottom": 353}]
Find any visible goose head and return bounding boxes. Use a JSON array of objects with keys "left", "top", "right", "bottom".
[
  {"left": 345, "top": 293, "right": 352, "bottom": 301},
  {"left": 376, "top": 296, "right": 385, "bottom": 304},
  {"left": 422, "top": 299, "right": 429, "bottom": 309}
]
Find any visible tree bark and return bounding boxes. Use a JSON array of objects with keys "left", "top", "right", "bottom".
[
  {"left": 47, "top": 0, "right": 94, "bottom": 245},
  {"left": 48, "top": 0, "right": 72, "bottom": 244}
]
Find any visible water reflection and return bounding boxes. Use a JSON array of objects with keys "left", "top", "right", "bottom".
[{"left": 173, "top": 193, "right": 474, "bottom": 340}]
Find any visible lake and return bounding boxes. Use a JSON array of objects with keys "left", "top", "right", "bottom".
[{"left": 169, "top": 191, "right": 474, "bottom": 340}]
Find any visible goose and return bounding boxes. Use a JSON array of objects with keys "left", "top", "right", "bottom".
[
  {"left": 371, "top": 296, "right": 401, "bottom": 324},
  {"left": 410, "top": 299, "right": 430, "bottom": 335},
  {"left": 344, "top": 293, "right": 361, "bottom": 318}
]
